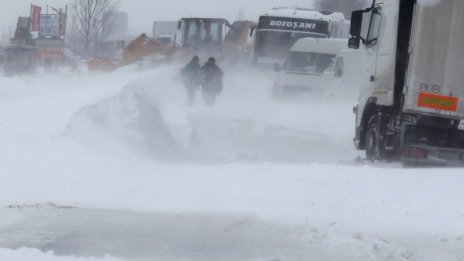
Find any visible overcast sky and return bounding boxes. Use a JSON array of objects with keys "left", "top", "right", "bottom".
[{"left": 1, "top": 0, "right": 315, "bottom": 35}]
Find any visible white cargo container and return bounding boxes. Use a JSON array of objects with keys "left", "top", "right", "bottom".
[{"left": 350, "top": 0, "right": 464, "bottom": 164}]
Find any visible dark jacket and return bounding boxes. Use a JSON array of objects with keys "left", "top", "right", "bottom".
[
  {"left": 200, "top": 62, "right": 224, "bottom": 92},
  {"left": 182, "top": 61, "right": 201, "bottom": 86}
]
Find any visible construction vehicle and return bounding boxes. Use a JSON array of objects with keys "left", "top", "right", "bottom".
[
  {"left": 88, "top": 18, "right": 256, "bottom": 72},
  {"left": 350, "top": 0, "right": 464, "bottom": 165},
  {"left": 223, "top": 20, "right": 257, "bottom": 64},
  {"left": 121, "top": 33, "right": 177, "bottom": 65},
  {"left": 87, "top": 33, "right": 175, "bottom": 71},
  {"left": 176, "top": 18, "right": 256, "bottom": 63},
  {"left": 176, "top": 18, "right": 229, "bottom": 59}
]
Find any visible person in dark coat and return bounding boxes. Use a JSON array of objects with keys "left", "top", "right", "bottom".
[
  {"left": 200, "top": 57, "right": 224, "bottom": 106},
  {"left": 181, "top": 56, "right": 201, "bottom": 105}
]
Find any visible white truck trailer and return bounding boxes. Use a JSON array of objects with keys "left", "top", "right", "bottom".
[{"left": 350, "top": 0, "right": 464, "bottom": 164}]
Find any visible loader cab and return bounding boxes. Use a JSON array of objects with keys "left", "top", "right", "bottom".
[{"left": 178, "top": 18, "right": 229, "bottom": 56}]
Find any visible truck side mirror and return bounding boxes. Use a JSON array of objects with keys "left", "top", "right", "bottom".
[
  {"left": 348, "top": 10, "right": 364, "bottom": 49},
  {"left": 177, "top": 20, "right": 182, "bottom": 30},
  {"left": 250, "top": 26, "right": 257, "bottom": 37},
  {"left": 350, "top": 10, "right": 363, "bottom": 38}
]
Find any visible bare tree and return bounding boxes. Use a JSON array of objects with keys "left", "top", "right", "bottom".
[
  {"left": 314, "top": 0, "right": 370, "bottom": 20},
  {"left": 70, "top": 0, "right": 120, "bottom": 57}
]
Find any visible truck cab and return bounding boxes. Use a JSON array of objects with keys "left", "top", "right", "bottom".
[
  {"left": 273, "top": 38, "right": 346, "bottom": 94},
  {"left": 253, "top": 7, "right": 350, "bottom": 69},
  {"left": 350, "top": 0, "right": 464, "bottom": 164}
]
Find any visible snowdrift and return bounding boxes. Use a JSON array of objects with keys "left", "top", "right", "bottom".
[
  {"left": 66, "top": 66, "right": 360, "bottom": 164},
  {"left": 0, "top": 248, "right": 120, "bottom": 261},
  {"left": 1, "top": 65, "right": 464, "bottom": 261}
]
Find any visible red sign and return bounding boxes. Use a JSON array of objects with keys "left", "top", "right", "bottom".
[
  {"left": 30, "top": 4, "right": 42, "bottom": 32},
  {"left": 418, "top": 93, "right": 459, "bottom": 112}
]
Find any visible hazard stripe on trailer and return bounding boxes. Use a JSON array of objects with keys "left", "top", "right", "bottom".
[{"left": 417, "top": 93, "right": 458, "bottom": 112}]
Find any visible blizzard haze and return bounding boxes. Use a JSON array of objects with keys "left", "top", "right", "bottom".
[
  {"left": 0, "top": 0, "right": 315, "bottom": 35},
  {"left": 1, "top": 0, "right": 464, "bottom": 260}
]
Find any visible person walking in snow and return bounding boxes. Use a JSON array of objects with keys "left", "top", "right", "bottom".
[
  {"left": 181, "top": 56, "right": 202, "bottom": 106},
  {"left": 200, "top": 57, "right": 224, "bottom": 107}
]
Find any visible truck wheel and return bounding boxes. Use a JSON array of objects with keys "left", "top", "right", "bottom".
[{"left": 365, "top": 114, "right": 386, "bottom": 161}]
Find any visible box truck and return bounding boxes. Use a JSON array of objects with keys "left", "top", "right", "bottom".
[{"left": 350, "top": 0, "right": 464, "bottom": 164}]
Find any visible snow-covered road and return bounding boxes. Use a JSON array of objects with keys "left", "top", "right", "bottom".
[
  {"left": 1, "top": 204, "right": 463, "bottom": 261},
  {"left": 0, "top": 66, "right": 463, "bottom": 260}
]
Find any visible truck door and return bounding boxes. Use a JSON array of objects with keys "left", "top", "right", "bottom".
[{"left": 364, "top": 1, "right": 399, "bottom": 107}]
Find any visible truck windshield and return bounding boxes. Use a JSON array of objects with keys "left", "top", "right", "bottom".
[
  {"left": 255, "top": 16, "right": 329, "bottom": 60},
  {"left": 287, "top": 52, "right": 336, "bottom": 74},
  {"left": 256, "top": 31, "right": 326, "bottom": 59}
]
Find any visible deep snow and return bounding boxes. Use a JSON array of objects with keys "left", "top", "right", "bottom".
[
  {"left": 0, "top": 248, "right": 120, "bottom": 261},
  {"left": 0, "top": 65, "right": 463, "bottom": 260}
]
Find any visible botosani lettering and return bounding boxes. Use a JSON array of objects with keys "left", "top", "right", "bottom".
[{"left": 269, "top": 20, "right": 317, "bottom": 30}]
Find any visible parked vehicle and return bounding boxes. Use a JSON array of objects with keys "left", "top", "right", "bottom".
[
  {"left": 177, "top": 18, "right": 256, "bottom": 62},
  {"left": 350, "top": 0, "right": 464, "bottom": 165},
  {"left": 253, "top": 7, "right": 349, "bottom": 68},
  {"left": 273, "top": 38, "right": 347, "bottom": 94},
  {"left": 88, "top": 18, "right": 257, "bottom": 71}
]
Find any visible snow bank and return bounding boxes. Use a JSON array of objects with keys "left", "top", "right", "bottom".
[
  {"left": 0, "top": 248, "right": 120, "bottom": 261},
  {"left": 64, "top": 65, "right": 188, "bottom": 160},
  {"left": 66, "top": 66, "right": 359, "bottom": 164},
  {"left": 0, "top": 65, "right": 464, "bottom": 260}
]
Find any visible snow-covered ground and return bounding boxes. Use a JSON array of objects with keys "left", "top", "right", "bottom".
[{"left": 0, "top": 65, "right": 463, "bottom": 261}]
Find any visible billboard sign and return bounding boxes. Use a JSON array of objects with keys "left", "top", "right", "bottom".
[{"left": 39, "top": 14, "right": 59, "bottom": 38}]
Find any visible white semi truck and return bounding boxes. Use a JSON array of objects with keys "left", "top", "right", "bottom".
[
  {"left": 350, "top": 0, "right": 464, "bottom": 164},
  {"left": 273, "top": 38, "right": 347, "bottom": 94},
  {"left": 253, "top": 7, "right": 349, "bottom": 67}
]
